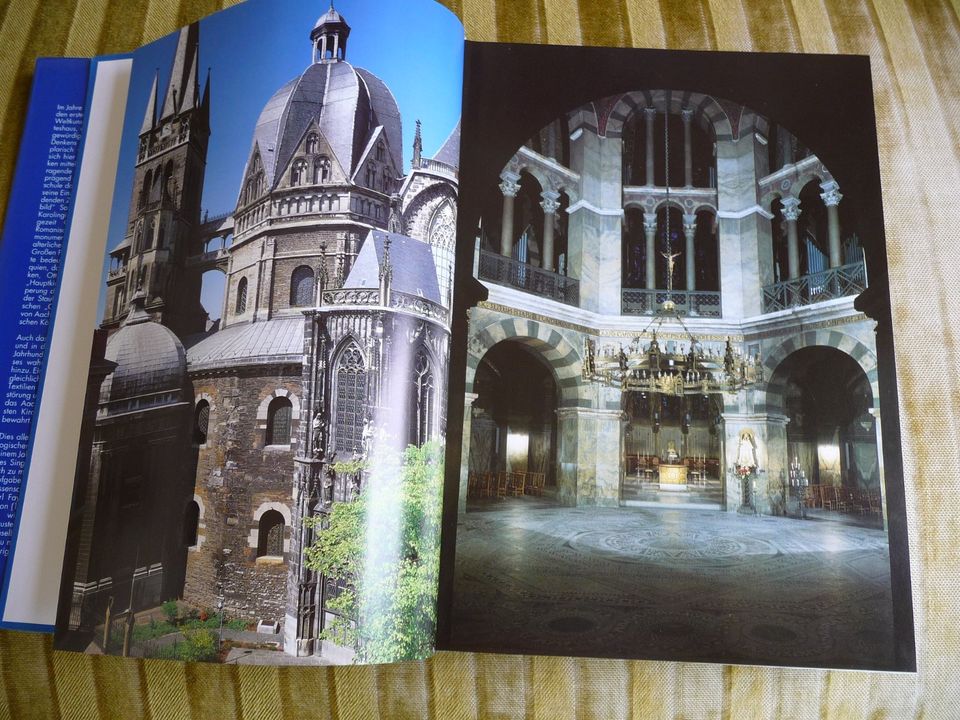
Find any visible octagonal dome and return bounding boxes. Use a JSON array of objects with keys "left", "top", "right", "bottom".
[{"left": 248, "top": 60, "right": 402, "bottom": 191}]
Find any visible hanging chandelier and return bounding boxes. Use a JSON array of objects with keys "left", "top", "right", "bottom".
[{"left": 581, "top": 106, "right": 764, "bottom": 397}]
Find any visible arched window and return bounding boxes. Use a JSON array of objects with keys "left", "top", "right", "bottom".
[
  {"left": 409, "top": 350, "right": 435, "bottom": 446},
  {"left": 334, "top": 344, "right": 368, "bottom": 453},
  {"left": 162, "top": 160, "right": 174, "bottom": 201},
  {"left": 291, "top": 159, "right": 308, "bottom": 186},
  {"left": 376, "top": 143, "right": 385, "bottom": 162},
  {"left": 381, "top": 169, "right": 391, "bottom": 194},
  {"left": 366, "top": 166, "right": 376, "bottom": 188},
  {"left": 314, "top": 156, "right": 331, "bottom": 183},
  {"left": 183, "top": 501, "right": 200, "bottom": 547},
  {"left": 236, "top": 276, "right": 248, "bottom": 314},
  {"left": 305, "top": 133, "right": 318, "bottom": 155},
  {"left": 257, "top": 510, "right": 284, "bottom": 557},
  {"left": 194, "top": 400, "right": 210, "bottom": 445},
  {"left": 290, "top": 265, "right": 315, "bottom": 307},
  {"left": 139, "top": 170, "right": 152, "bottom": 209},
  {"left": 266, "top": 396, "right": 293, "bottom": 446}
]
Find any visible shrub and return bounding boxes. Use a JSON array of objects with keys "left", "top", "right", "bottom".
[{"left": 161, "top": 600, "right": 179, "bottom": 624}]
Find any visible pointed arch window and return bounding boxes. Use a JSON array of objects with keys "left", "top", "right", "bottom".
[
  {"left": 290, "top": 265, "right": 315, "bottom": 307},
  {"left": 334, "top": 344, "right": 368, "bottom": 453},
  {"left": 266, "top": 397, "right": 293, "bottom": 446},
  {"left": 409, "top": 350, "right": 435, "bottom": 446},
  {"left": 236, "top": 276, "right": 248, "bottom": 314}
]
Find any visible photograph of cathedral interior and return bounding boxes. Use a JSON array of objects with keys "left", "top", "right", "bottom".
[
  {"left": 446, "top": 44, "right": 912, "bottom": 670},
  {"left": 53, "top": 0, "right": 462, "bottom": 664}
]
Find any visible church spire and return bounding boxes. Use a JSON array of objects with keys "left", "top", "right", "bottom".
[
  {"left": 140, "top": 71, "right": 159, "bottom": 135},
  {"left": 160, "top": 23, "right": 200, "bottom": 119}
]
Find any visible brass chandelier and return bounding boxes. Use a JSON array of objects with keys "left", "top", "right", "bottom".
[{"left": 581, "top": 106, "right": 763, "bottom": 398}]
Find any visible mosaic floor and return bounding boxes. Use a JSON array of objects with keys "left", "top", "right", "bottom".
[{"left": 449, "top": 498, "right": 896, "bottom": 669}]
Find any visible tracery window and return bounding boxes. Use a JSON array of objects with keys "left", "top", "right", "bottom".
[
  {"left": 409, "top": 350, "right": 435, "bottom": 446},
  {"left": 236, "top": 276, "right": 248, "bottom": 314},
  {"left": 257, "top": 510, "right": 284, "bottom": 558},
  {"left": 266, "top": 397, "right": 293, "bottom": 446},
  {"left": 290, "top": 265, "right": 315, "bottom": 307},
  {"left": 334, "top": 344, "right": 368, "bottom": 453}
]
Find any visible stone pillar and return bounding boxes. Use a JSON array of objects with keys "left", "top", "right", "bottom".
[
  {"left": 557, "top": 402, "right": 623, "bottom": 508},
  {"left": 540, "top": 190, "right": 560, "bottom": 272},
  {"left": 644, "top": 107, "right": 656, "bottom": 186},
  {"left": 458, "top": 393, "right": 478, "bottom": 515},
  {"left": 499, "top": 171, "right": 521, "bottom": 258},
  {"left": 644, "top": 214, "right": 657, "bottom": 290},
  {"left": 820, "top": 180, "right": 843, "bottom": 268},
  {"left": 681, "top": 108, "right": 693, "bottom": 188},
  {"left": 683, "top": 213, "right": 697, "bottom": 291},
  {"left": 781, "top": 197, "right": 801, "bottom": 280},
  {"left": 868, "top": 407, "right": 888, "bottom": 531}
]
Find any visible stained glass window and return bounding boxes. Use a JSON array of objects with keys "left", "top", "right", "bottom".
[{"left": 334, "top": 344, "right": 367, "bottom": 453}]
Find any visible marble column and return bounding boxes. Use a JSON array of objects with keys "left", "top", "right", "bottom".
[
  {"left": 644, "top": 107, "right": 656, "bottom": 186},
  {"left": 499, "top": 171, "right": 521, "bottom": 258},
  {"left": 781, "top": 197, "right": 801, "bottom": 280},
  {"left": 681, "top": 108, "right": 693, "bottom": 188},
  {"left": 458, "top": 392, "right": 478, "bottom": 515},
  {"left": 644, "top": 213, "right": 657, "bottom": 290},
  {"left": 557, "top": 404, "right": 624, "bottom": 507},
  {"left": 820, "top": 180, "right": 844, "bottom": 268},
  {"left": 683, "top": 212, "right": 697, "bottom": 291},
  {"left": 540, "top": 189, "right": 560, "bottom": 272}
]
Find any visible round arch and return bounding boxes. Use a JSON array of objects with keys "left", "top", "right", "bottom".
[
  {"left": 604, "top": 90, "right": 734, "bottom": 142},
  {"left": 466, "top": 317, "right": 588, "bottom": 405},
  {"left": 759, "top": 330, "right": 879, "bottom": 414}
]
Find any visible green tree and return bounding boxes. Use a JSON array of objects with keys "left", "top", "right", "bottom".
[{"left": 304, "top": 441, "right": 444, "bottom": 664}]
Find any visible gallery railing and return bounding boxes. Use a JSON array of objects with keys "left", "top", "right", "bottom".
[
  {"left": 621, "top": 288, "right": 722, "bottom": 317},
  {"left": 761, "top": 261, "right": 866, "bottom": 313},
  {"left": 477, "top": 250, "right": 580, "bottom": 306}
]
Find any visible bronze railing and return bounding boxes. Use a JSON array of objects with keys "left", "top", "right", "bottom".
[
  {"left": 621, "top": 288, "right": 722, "bottom": 317},
  {"left": 761, "top": 261, "right": 866, "bottom": 313},
  {"left": 477, "top": 250, "right": 580, "bottom": 306}
]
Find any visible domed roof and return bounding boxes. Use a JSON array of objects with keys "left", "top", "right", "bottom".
[
  {"left": 100, "top": 300, "right": 187, "bottom": 413},
  {"left": 248, "top": 61, "right": 402, "bottom": 190},
  {"left": 314, "top": 6, "right": 348, "bottom": 31}
]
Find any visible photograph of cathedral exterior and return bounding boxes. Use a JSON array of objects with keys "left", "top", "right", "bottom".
[
  {"left": 55, "top": 1, "right": 460, "bottom": 664},
  {"left": 447, "top": 45, "right": 912, "bottom": 670}
]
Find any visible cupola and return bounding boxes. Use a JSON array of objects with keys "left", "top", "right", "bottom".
[{"left": 311, "top": 2, "right": 351, "bottom": 63}]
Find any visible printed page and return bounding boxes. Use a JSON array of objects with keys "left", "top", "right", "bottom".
[
  {"left": 34, "top": 0, "right": 463, "bottom": 665},
  {"left": 437, "top": 40, "right": 915, "bottom": 672}
]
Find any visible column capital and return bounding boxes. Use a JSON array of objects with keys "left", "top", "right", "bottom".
[
  {"left": 540, "top": 189, "right": 561, "bottom": 214},
  {"left": 499, "top": 170, "right": 521, "bottom": 197},
  {"left": 642, "top": 213, "right": 658, "bottom": 233},
  {"left": 682, "top": 213, "right": 697, "bottom": 234},
  {"left": 644, "top": 106, "right": 657, "bottom": 118},
  {"left": 681, "top": 108, "right": 694, "bottom": 123},
  {"left": 781, "top": 196, "right": 801, "bottom": 221},
  {"left": 819, "top": 179, "right": 843, "bottom": 207}
]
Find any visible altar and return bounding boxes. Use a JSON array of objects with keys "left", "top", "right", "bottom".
[{"left": 658, "top": 464, "right": 688, "bottom": 491}]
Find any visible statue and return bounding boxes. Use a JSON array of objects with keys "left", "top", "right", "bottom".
[
  {"left": 664, "top": 440, "right": 680, "bottom": 464},
  {"left": 617, "top": 346, "right": 629, "bottom": 374},
  {"left": 360, "top": 417, "right": 374, "bottom": 459},
  {"left": 311, "top": 413, "right": 327, "bottom": 460}
]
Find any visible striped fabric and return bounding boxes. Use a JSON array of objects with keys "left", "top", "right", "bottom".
[{"left": 1, "top": 0, "right": 959, "bottom": 717}]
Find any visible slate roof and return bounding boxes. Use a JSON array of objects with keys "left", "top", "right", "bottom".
[
  {"left": 433, "top": 120, "right": 460, "bottom": 169},
  {"left": 185, "top": 317, "right": 304, "bottom": 372},
  {"left": 344, "top": 230, "right": 441, "bottom": 304},
  {"left": 249, "top": 61, "right": 401, "bottom": 190},
  {"left": 100, "top": 310, "right": 187, "bottom": 407}
]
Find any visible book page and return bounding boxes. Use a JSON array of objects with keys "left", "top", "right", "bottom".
[
  {"left": 36, "top": 0, "right": 463, "bottom": 665},
  {"left": 438, "top": 40, "right": 915, "bottom": 672}
]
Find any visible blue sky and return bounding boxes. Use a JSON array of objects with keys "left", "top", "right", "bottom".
[{"left": 98, "top": 0, "right": 464, "bottom": 321}]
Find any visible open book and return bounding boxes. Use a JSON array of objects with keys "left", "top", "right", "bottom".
[{"left": 0, "top": 0, "right": 915, "bottom": 671}]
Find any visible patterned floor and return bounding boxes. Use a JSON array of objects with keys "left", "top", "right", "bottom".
[{"left": 449, "top": 498, "right": 896, "bottom": 669}]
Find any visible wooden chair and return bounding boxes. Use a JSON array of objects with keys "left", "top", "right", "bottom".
[
  {"left": 511, "top": 472, "right": 527, "bottom": 496},
  {"left": 496, "top": 471, "right": 509, "bottom": 498}
]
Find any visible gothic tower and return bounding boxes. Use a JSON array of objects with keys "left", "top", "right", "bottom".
[{"left": 102, "top": 22, "right": 210, "bottom": 338}]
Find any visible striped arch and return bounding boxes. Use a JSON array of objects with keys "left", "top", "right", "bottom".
[
  {"left": 604, "top": 90, "right": 734, "bottom": 142},
  {"left": 758, "top": 330, "right": 880, "bottom": 414},
  {"left": 465, "top": 317, "right": 588, "bottom": 405}
]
